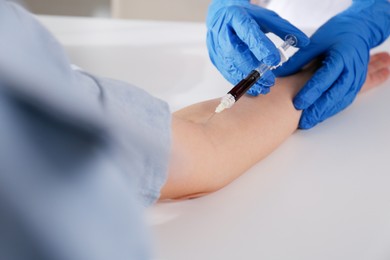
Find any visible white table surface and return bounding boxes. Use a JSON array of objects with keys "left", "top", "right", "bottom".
[{"left": 39, "top": 16, "right": 390, "bottom": 260}]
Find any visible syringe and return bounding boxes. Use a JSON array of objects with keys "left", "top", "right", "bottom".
[{"left": 214, "top": 35, "right": 298, "bottom": 114}]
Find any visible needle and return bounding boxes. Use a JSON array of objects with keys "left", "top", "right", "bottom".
[{"left": 205, "top": 112, "right": 216, "bottom": 124}]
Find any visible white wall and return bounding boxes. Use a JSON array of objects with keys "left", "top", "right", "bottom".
[
  {"left": 12, "top": 0, "right": 211, "bottom": 21},
  {"left": 17, "top": 0, "right": 111, "bottom": 17},
  {"left": 112, "top": 0, "right": 210, "bottom": 22}
]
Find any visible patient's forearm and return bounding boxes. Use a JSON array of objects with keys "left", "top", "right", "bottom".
[
  {"left": 160, "top": 70, "right": 312, "bottom": 200},
  {"left": 159, "top": 52, "right": 390, "bottom": 200}
]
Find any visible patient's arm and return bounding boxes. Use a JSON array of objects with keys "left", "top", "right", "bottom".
[{"left": 161, "top": 52, "right": 390, "bottom": 200}]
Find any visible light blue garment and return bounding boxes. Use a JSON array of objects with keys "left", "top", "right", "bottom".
[
  {"left": 206, "top": 0, "right": 309, "bottom": 95},
  {"left": 0, "top": 2, "right": 171, "bottom": 260},
  {"left": 276, "top": 0, "right": 390, "bottom": 129},
  {"left": 74, "top": 71, "right": 171, "bottom": 206}
]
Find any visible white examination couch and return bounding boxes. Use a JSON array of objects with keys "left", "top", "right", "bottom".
[{"left": 39, "top": 16, "right": 390, "bottom": 260}]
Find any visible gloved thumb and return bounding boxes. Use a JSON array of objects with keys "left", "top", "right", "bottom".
[{"left": 250, "top": 9, "right": 310, "bottom": 49}]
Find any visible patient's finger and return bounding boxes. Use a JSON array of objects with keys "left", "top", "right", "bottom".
[
  {"left": 368, "top": 52, "right": 390, "bottom": 73},
  {"left": 361, "top": 68, "right": 390, "bottom": 93},
  {"left": 370, "top": 68, "right": 390, "bottom": 86}
]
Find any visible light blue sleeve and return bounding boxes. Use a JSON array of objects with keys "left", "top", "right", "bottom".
[
  {"left": 75, "top": 71, "right": 172, "bottom": 206},
  {"left": 0, "top": 1, "right": 172, "bottom": 207}
]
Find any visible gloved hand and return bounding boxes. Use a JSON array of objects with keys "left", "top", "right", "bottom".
[
  {"left": 276, "top": 0, "right": 390, "bottom": 129},
  {"left": 206, "top": 0, "right": 309, "bottom": 95}
]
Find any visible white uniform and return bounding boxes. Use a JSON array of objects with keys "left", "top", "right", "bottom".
[{"left": 265, "top": 0, "right": 353, "bottom": 29}]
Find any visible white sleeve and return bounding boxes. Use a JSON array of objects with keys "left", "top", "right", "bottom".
[{"left": 266, "top": 0, "right": 353, "bottom": 29}]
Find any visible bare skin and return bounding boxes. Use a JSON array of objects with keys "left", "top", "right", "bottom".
[{"left": 161, "top": 52, "right": 390, "bottom": 200}]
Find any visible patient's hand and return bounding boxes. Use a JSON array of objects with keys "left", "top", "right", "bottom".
[{"left": 361, "top": 52, "right": 390, "bottom": 93}]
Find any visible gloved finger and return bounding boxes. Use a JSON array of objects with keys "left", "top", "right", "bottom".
[
  {"left": 274, "top": 44, "right": 323, "bottom": 77},
  {"left": 247, "top": 83, "right": 264, "bottom": 96},
  {"left": 298, "top": 68, "right": 354, "bottom": 129},
  {"left": 247, "top": 71, "right": 275, "bottom": 96},
  {"left": 308, "top": 51, "right": 367, "bottom": 121},
  {"left": 232, "top": 10, "right": 281, "bottom": 67},
  {"left": 207, "top": 25, "right": 255, "bottom": 84},
  {"left": 299, "top": 84, "right": 359, "bottom": 129},
  {"left": 247, "top": 82, "right": 271, "bottom": 96},
  {"left": 293, "top": 53, "right": 344, "bottom": 110},
  {"left": 257, "top": 70, "right": 275, "bottom": 87},
  {"left": 213, "top": 19, "right": 248, "bottom": 55},
  {"left": 251, "top": 9, "right": 310, "bottom": 48}
]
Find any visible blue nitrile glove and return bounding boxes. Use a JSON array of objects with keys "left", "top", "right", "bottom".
[
  {"left": 276, "top": 0, "right": 390, "bottom": 129},
  {"left": 206, "top": 0, "right": 309, "bottom": 96}
]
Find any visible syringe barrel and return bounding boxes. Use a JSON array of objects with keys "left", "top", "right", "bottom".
[
  {"left": 228, "top": 70, "right": 261, "bottom": 100},
  {"left": 255, "top": 63, "right": 271, "bottom": 76}
]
